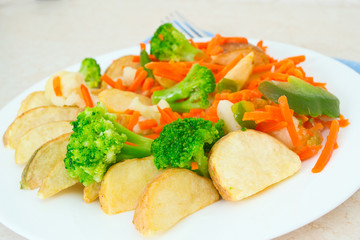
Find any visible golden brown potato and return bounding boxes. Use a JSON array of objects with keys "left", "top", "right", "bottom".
[
  {"left": 99, "top": 156, "right": 161, "bottom": 214},
  {"left": 15, "top": 121, "right": 72, "bottom": 164},
  {"left": 3, "top": 106, "right": 80, "bottom": 149},
  {"left": 20, "top": 133, "right": 71, "bottom": 190},
  {"left": 133, "top": 168, "right": 219, "bottom": 236},
  {"left": 209, "top": 130, "right": 301, "bottom": 201},
  {"left": 212, "top": 42, "right": 269, "bottom": 66},
  {"left": 16, "top": 91, "right": 52, "bottom": 117},
  {"left": 154, "top": 75, "right": 177, "bottom": 88},
  {"left": 104, "top": 55, "right": 140, "bottom": 82},
  {"left": 98, "top": 89, "right": 152, "bottom": 113},
  {"left": 83, "top": 182, "right": 101, "bottom": 203},
  {"left": 38, "top": 160, "right": 78, "bottom": 199}
]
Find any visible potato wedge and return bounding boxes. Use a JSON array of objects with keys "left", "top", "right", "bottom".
[
  {"left": 133, "top": 168, "right": 219, "bottom": 236},
  {"left": 104, "top": 55, "right": 140, "bottom": 82},
  {"left": 212, "top": 42, "right": 269, "bottom": 66},
  {"left": 83, "top": 182, "right": 101, "bottom": 203},
  {"left": 223, "top": 51, "right": 254, "bottom": 89},
  {"left": 3, "top": 106, "right": 80, "bottom": 149},
  {"left": 20, "top": 133, "right": 71, "bottom": 190},
  {"left": 209, "top": 130, "right": 301, "bottom": 201},
  {"left": 99, "top": 156, "right": 161, "bottom": 214},
  {"left": 15, "top": 121, "right": 73, "bottom": 164},
  {"left": 154, "top": 75, "right": 177, "bottom": 88},
  {"left": 98, "top": 89, "right": 152, "bottom": 113},
  {"left": 17, "top": 91, "right": 51, "bottom": 117},
  {"left": 38, "top": 159, "right": 78, "bottom": 199}
]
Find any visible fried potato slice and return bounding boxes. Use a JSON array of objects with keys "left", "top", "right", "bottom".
[
  {"left": 15, "top": 121, "right": 73, "bottom": 164},
  {"left": 3, "top": 106, "right": 80, "bottom": 149},
  {"left": 209, "top": 130, "right": 301, "bottom": 201},
  {"left": 212, "top": 42, "right": 269, "bottom": 66},
  {"left": 98, "top": 89, "right": 152, "bottom": 113},
  {"left": 17, "top": 91, "right": 51, "bottom": 117},
  {"left": 133, "top": 168, "right": 219, "bottom": 236},
  {"left": 104, "top": 55, "right": 140, "bottom": 82},
  {"left": 224, "top": 51, "right": 254, "bottom": 89},
  {"left": 20, "top": 133, "right": 71, "bottom": 190},
  {"left": 99, "top": 156, "right": 161, "bottom": 214},
  {"left": 38, "top": 160, "right": 78, "bottom": 199},
  {"left": 83, "top": 182, "right": 101, "bottom": 203}
]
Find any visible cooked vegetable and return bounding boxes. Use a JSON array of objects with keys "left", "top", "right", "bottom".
[
  {"left": 3, "top": 106, "right": 80, "bottom": 149},
  {"left": 209, "top": 130, "right": 301, "bottom": 201},
  {"left": 133, "top": 168, "right": 219, "bottom": 236},
  {"left": 231, "top": 101, "right": 256, "bottom": 129},
  {"left": 16, "top": 91, "right": 51, "bottom": 117},
  {"left": 258, "top": 76, "right": 340, "bottom": 118},
  {"left": 150, "top": 23, "right": 204, "bottom": 62},
  {"left": 152, "top": 64, "right": 215, "bottom": 113},
  {"left": 15, "top": 121, "right": 72, "bottom": 164},
  {"left": 64, "top": 103, "right": 153, "bottom": 186},
  {"left": 216, "top": 100, "right": 242, "bottom": 133},
  {"left": 140, "top": 49, "right": 154, "bottom": 79},
  {"left": 151, "top": 117, "right": 224, "bottom": 177},
  {"left": 83, "top": 182, "right": 101, "bottom": 203},
  {"left": 99, "top": 156, "right": 161, "bottom": 214},
  {"left": 79, "top": 58, "right": 102, "bottom": 88}
]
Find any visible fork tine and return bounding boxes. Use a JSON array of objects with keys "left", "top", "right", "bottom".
[
  {"left": 164, "top": 16, "right": 192, "bottom": 39},
  {"left": 173, "top": 11, "right": 208, "bottom": 38},
  {"left": 168, "top": 13, "right": 195, "bottom": 39}
]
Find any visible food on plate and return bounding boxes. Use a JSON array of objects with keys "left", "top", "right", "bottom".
[
  {"left": 38, "top": 160, "right": 78, "bottom": 199},
  {"left": 3, "top": 22, "right": 349, "bottom": 235},
  {"left": 83, "top": 182, "right": 101, "bottom": 203},
  {"left": 151, "top": 118, "right": 224, "bottom": 177},
  {"left": 63, "top": 103, "right": 153, "bottom": 186},
  {"left": 209, "top": 130, "right": 301, "bottom": 201},
  {"left": 16, "top": 91, "right": 51, "bottom": 117},
  {"left": 99, "top": 156, "right": 161, "bottom": 214},
  {"left": 15, "top": 121, "right": 73, "bottom": 164},
  {"left": 3, "top": 106, "right": 80, "bottom": 149},
  {"left": 98, "top": 89, "right": 152, "bottom": 113},
  {"left": 133, "top": 168, "right": 219, "bottom": 235},
  {"left": 21, "top": 133, "right": 71, "bottom": 190},
  {"left": 151, "top": 64, "right": 215, "bottom": 113}
]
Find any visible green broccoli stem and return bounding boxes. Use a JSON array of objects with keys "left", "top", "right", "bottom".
[
  {"left": 140, "top": 49, "right": 154, "bottom": 79},
  {"left": 117, "top": 144, "right": 152, "bottom": 160},
  {"left": 170, "top": 100, "right": 204, "bottom": 113},
  {"left": 193, "top": 148, "right": 209, "bottom": 178}
]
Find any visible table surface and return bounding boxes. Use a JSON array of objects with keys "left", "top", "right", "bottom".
[{"left": 1, "top": 0, "right": 359, "bottom": 239}]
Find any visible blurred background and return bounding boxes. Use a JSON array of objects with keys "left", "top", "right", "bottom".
[{"left": 1, "top": 0, "right": 359, "bottom": 239}]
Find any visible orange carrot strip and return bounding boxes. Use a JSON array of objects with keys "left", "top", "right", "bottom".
[
  {"left": 163, "top": 108, "right": 179, "bottom": 121},
  {"left": 115, "top": 78, "right": 124, "bottom": 90},
  {"left": 339, "top": 114, "right": 350, "bottom": 128},
  {"left": 152, "top": 125, "right": 163, "bottom": 134},
  {"left": 256, "top": 121, "right": 288, "bottom": 133},
  {"left": 127, "top": 111, "right": 141, "bottom": 130},
  {"left": 101, "top": 74, "right": 117, "bottom": 88},
  {"left": 157, "top": 106, "right": 174, "bottom": 125},
  {"left": 206, "top": 34, "right": 223, "bottom": 55},
  {"left": 129, "top": 68, "right": 147, "bottom": 91},
  {"left": 256, "top": 40, "right": 267, "bottom": 52},
  {"left": 53, "top": 76, "right": 62, "bottom": 96},
  {"left": 222, "top": 37, "right": 248, "bottom": 44},
  {"left": 140, "top": 43, "right": 146, "bottom": 51},
  {"left": 158, "top": 34, "right": 164, "bottom": 41},
  {"left": 132, "top": 56, "right": 140, "bottom": 62},
  {"left": 191, "top": 162, "right": 199, "bottom": 170},
  {"left": 243, "top": 111, "right": 280, "bottom": 123},
  {"left": 252, "top": 63, "right": 274, "bottom": 73},
  {"left": 124, "top": 109, "right": 134, "bottom": 115},
  {"left": 278, "top": 95, "right": 300, "bottom": 147},
  {"left": 297, "top": 145, "right": 323, "bottom": 161},
  {"left": 215, "top": 52, "right": 244, "bottom": 82},
  {"left": 80, "top": 84, "right": 94, "bottom": 108},
  {"left": 150, "top": 86, "right": 163, "bottom": 94},
  {"left": 144, "top": 134, "right": 160, "bottom": 140},
  {"left": 152, "top": 68, "right": 185, "bottom": 82},
  {"left": 287, "top": 55, "right": 306, "bottom": 65},
  {"left": 125, "top": 142, "right": 137, "bottom": 146},
  {"left": 312, "top": 120, "right": 340, "bottom": 173},
  {"left": 138, "top": 119, "right": 158, "bottom": 130},
  {"left": 142, "top": 78, "right": 154, "bottom": 92}
]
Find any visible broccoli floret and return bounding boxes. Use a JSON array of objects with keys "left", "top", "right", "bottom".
[
  {"left": 150, "top": 23, "right": 204, "bottom": 62},
  {"left": 151, "top": 64, "right": 216, "bottom": 113},
  {"left": 64, "top": 103, "right": 153, "bottom": 186},
  {"left": 151, "top": 118, "right": 224, "bottom": 177},
  {"left": 79, "top": 58, "right": 101, "bottom": 88}
]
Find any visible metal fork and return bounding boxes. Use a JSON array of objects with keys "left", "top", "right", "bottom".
[{"left": 161, "top": 11, "right": 213, "bottom": 39}]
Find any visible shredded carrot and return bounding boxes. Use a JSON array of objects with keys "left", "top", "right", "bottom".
[
  {"left": 243, "top": 111, "right": 282, "bottom": 124},
  {"left": 339, "top": 114, "right": 350, "bottom": 128},
  {"left": 287, "top": 55, "right": 306, "bottom": 65},
  {"left": 144, "top": 134, "right": 160, "bottom": 139},
  {"left": 150, "top": 86, "right": 163, "bottom": 94},
  {"left": 191, "top": 162, "right": 199, "bottom": 170},
  {"left": 53, "top": 76, "right": 62, "bottom": 96},
  {"left": 101, "top": 74, "right": 117, "bottom": 88},
  {"left": 256, "top": 40, "right": 267, "bottom": 52},
  {"left": 127, "top": 111, "right": 141, "bottom": 131},
  {"left": 124, "top": 109, "right": 134, "bottom": 115},
  {"left": 152, "top": 125, "right": 163, "bottom": 134},
  {"left": 278, "top": 95, "right": 300, "bottom": 147},
  {"left": 206, "top": 34, "right": 223, "bottom": 55},
  {"left": 158, "top": 34, "right": 164, "bottom": 41},
  {"left": 115, "top": 78, "right": 124, "bottom": 90},
  {"left": 215, "top": 53, "right": 244, "bottom": 82},
  {"left": 252, "top": 63, "right": 274, "bottom": 73},
  {"left": 80, "top": 84, "right": 94, "bottom": 108},
  {"left": 138, "top": 119, "right": 158, "bottom": 130},
  {"left": 140, "top": 43, "right": 146, "bottom": 51},
  {"left": 262, "top": 72, "right": 289, "bottom": 82},
  {"left": 142, "top": 78, "right": 154, "bottom": 92},
  {"left": 125, "top": 142, "right": 137, "bottom": 146},
  {"left": 256, "top": 121, "right": 288, "bottom": 133},
  {"left": 157, "top": 106, "right": 175, "bottom": 125},
  {"left": 132, "top": 54, "right": 157, "bottom": 63},
  {"left": 297, "top": 145, "right": 323, "bottom": 161},
  {"left": 128, "top": 67, "right": 147, "bottom": 91},
  {"left": 312, "top": 120, "right": 340, "bottom": 173}
]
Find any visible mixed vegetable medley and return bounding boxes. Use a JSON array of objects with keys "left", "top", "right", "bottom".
[{"left": 3, "top": 23, "right": 349, "bottom": 235}]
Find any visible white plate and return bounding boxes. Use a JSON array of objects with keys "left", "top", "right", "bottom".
[{"left": 0, "top": 39, "right": 359, "bottom": 240}]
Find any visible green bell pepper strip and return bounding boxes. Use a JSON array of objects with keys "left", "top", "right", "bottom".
[
  {"left": 231, "top": 101, "right": 257, "bottom": 129},
  {"left": 140, "top": 49, "right": 155, "bottom": 79}
]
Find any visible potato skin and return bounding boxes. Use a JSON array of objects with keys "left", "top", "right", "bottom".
[
  {"left": 133, "top": 168, "right": 219, "bottom": 236},
  {"left": 209, "top": 130, "right": 301, "bottom": 201},
  {"left": 16, "top": 91, "right": 51, "bottom": 117}
]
